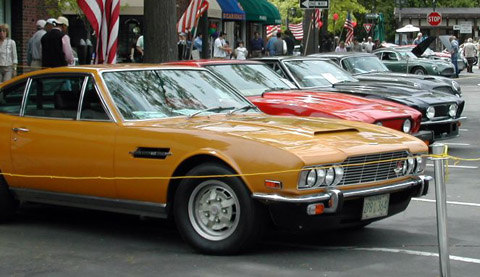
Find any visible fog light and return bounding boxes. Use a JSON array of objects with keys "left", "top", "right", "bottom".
[{"left": 307, "top": 203, "right": 325, "bottom": 215}]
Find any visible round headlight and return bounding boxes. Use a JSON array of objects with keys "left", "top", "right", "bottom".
[
  {"left": 415, "top": 156, "right": 424, "bottom": 173},
  {"left": 426, "top": 106, "right": 435, "bottom": 120},
  {"left": 448, "top": 104, "right": 458, "bottom": 118},
  {"left": 375, "top": 122, "right": 383, "bottom": 126},
  {"left": 325, "top": 168, "right": 335, "bottom": 186},
  {"left": 402, "top": 119, "right": 412, "bottom": 133},
  {"left": 317, "top": 168, "right": 326, "bottom": 186},
  {"left": 432, "top": 65, "right": 437, "bottom": 70},
  {"left": 305, "top": 169, "right": 317, "bottom": 188},
  {"left": 407, "top": 157, "right": 415, "bottom": 174},
  {"left": 333, "top": 166, "right": 344, "bottom": 186}
]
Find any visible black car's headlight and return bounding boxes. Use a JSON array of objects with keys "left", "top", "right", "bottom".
[
  {"left": 449, "top": 104, "right": 458, "bottom": 118},
  {"left": 451, "top": 80, "right": 461, "bottom": 92},
  {"left": 426, "top": 106, "right": 435, "bottom": 120}
]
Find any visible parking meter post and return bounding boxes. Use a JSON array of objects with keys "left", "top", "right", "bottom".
[{"left": 431, "top": 143, "right": 451, "bottom": 277}]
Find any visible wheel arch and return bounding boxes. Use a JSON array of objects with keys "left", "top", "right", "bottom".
[
  {"left": 166, "top": 154, "right": 248, "bottom": 217},
  {"left": 410, "top": 66, "right": 427, "bottom": 74}
]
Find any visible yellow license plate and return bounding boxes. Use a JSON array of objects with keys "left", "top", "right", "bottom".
[{"left": 362, "top": 194, "right": 390, "bottom": 220}]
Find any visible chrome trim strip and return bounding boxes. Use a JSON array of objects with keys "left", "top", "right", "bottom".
[
  {"left": 421, "top": 117, "right": 466, "bottom": 125},
  {"left": 252, "top": 177, "right": 424, "bottom": 204},
  {"left": 19, "top": 78, "right": 32, "bottom": 116},
  {"left": 11, "top": 188, "right": 168, "bottom": 218}
]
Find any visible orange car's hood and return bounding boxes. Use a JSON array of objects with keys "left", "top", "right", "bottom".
[{"left": 124, "top": 114, "right": 426, "bottom": 163}]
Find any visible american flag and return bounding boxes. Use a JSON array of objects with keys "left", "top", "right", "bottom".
[
  {"left": 343, "top": 12, "right": 354, "bottom": 45},
  {"left": 177, "top": 0, "right": 209, "bottom": 33},
  {"left": 314, "top": 9, "right": 322, "bottom": 29},
  {"left": 288, "top": 23, "right": 303, "bottom": 40},
  {"left": 77, "top": 0, "right": 120, "bottom": 64},
  {"left": 266, "top": 25, "right": 281, "bottom": 38}
]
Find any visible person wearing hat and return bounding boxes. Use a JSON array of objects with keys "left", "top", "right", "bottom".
[
  {"left": 213, "top": 31, "right": 231, "bottom": 59},
  {"left": 41, "top": 16, "right": 74, "bottom": 67},
  {"left": 45, "top": 18, "right": 57, "bottom": 32},
  {"left": 177, "top": 32, "right": 191, "bottom": 60},
  {"left": 27, "top": 19, "right": 46, "bottom": 71}
]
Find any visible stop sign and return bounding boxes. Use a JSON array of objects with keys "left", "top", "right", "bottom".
[{"left": 427, "top": 12, "right": 442, "bottom": 26}]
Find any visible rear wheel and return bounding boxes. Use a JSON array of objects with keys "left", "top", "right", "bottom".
[
  {"left": 0, "top": 176, "right": 18, "bottom": 221},
  {"left": 412, "top": 67, "right": 427, "bottom": 75},
  {"left": 173, "top": 163, "right": 266, "bottom": 255}
]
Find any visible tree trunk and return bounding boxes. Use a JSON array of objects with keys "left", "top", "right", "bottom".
[{"left": 144, "top": 0, "right": 177, "bottom": 62}]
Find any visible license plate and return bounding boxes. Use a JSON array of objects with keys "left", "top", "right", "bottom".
[{"left": 361, "top": 194, "right": 390, "bottom": 220}]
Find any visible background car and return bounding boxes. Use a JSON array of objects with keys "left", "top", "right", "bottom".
[
  {"left": 166, "top": 60, "right": 427, "bottom": 141},
  {"left": 373, "top": 47, "right": 455, "bottom": 77},
  {"left": 313, "top": 52, "right": 462, "bottom": 97},
  {"left": 254, "top": 56, "right": 465, "bottom": 142},
  {"left": 0, "top": 65, "right": 431, "bottom": 255}
]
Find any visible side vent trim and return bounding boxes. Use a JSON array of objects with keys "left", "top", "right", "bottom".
[{"left": 130, "top": 147, "right": 172, "bottom": 159}]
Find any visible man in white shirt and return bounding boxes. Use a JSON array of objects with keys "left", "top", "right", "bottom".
[
  {"left": 363, "top": 36, "right": 374, "bottom": 53},
  {"left": 27, "top": 19, "right": 46, "bottom": 71},
  {"left": 213, "top": 32, "right": 231, "bottom": 59},
  {"left": 463, "top": 38, "right": 476, "bottom": 73}
]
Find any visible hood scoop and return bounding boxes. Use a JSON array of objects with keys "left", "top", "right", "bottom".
[{"left": 313, "top": 127, "right": 359, "bottom": 136}]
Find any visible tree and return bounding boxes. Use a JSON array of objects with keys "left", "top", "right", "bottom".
[{"left": 144, "top": 0, "right": 177, "bottom": 62}]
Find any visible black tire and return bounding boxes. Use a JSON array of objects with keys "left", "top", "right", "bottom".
[
  {"left": 0, "top": 176, "right": 18, "bottom": 221},
  {"left": 173, "top": 163, "right": 266, "bottom": 255},
  {"left": 412, "top": 67, "right": 427, "bottom": 75}
]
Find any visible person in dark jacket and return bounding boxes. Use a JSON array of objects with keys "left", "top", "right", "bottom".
[
  {"left": 284, "top": 30, "right": 295, "bottom": 55},
  {"left": 41, "top": 17, "right": 74, "bottom": 68}
]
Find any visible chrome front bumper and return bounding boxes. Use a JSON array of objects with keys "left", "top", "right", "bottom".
[{"left": 252, "top": 176, "right": 432, "bottom": 214}]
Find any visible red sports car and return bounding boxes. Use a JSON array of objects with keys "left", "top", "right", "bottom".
[{"left": 165, "top": 60, "right": 430, "bottom": 141}]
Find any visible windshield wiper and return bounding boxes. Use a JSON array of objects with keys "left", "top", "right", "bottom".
[
  {"left": 187, "top": 106, "right": 234, "bottom": 119},
  {"left": 227, "top": 105, "right": 256, "bottom": 115}
]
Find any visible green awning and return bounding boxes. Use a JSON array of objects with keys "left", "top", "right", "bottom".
[
  {"left": 259, "top": 0, "right": 282, "bottom": 25},
  {"left": 237, "top": 0, "right": 267, "bottom": 22}
]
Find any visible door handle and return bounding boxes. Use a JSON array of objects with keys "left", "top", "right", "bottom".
[{"left": 12, "top": 127, "right": 29, "bottom": 133}]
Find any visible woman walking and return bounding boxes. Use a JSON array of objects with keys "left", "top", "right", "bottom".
[{"left": 0, "top": 24, "right": 17, "bottom": 82}]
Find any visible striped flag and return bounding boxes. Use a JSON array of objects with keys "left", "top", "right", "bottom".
[
  {"left": 288, "top": 23, "right": 303, "bottom": 40},
  {"left": 344, "top": 12, "right": 354, "bottom": 45},
  {"left": 266, "top": 25, "right": 281, "bottom": 38},
  {"left": 177, "top": 0, "right": 209, "bottom": 33},
  {"left": 314, "top": 9, "right": 322, "bottom": 29},
  {"left": 77, "top": 0, "right": 120, "bottom": 64}
]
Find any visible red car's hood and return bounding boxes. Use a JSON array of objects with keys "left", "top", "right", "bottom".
[{"left": 248, "top": 90, "right": 417, "bottom": 123}]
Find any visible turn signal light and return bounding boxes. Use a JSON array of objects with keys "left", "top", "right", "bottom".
[
  {"left": 265, "top": 180, "right": 282, "bottom": 189},
  {"left": 307, "top": 203, "right": 325, "bottom": 215}
]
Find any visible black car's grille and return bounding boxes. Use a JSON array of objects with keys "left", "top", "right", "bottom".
[
  {"left": 433, "top": 86, "right": 454, "bottom": 95},
  {"left": 434, "top": 105, "right": 449, "bottom": 117},
  {"left": 340, "top": 151, "right": 409, "bottom": 186}
]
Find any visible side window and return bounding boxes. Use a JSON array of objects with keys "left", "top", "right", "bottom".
[
  {"left": 80, "top": 78, "right": 110, "bottom": 121},
  {"left": 387, "top": 52, "right": 398, "bottom": 61},
  {"left": 24, "top": 76, "right": 85, "bottom": 119},
  {"left": 0, "top": 81, "right": 26, "bottom": 115},
  {"left": 374, "top": 52, "right": 383, "bottom": 60},
  {"left": 271, "top": 63, "right": 286, "bottom": 78}
]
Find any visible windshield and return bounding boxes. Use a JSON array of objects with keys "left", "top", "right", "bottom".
[
  {"left": 283, "top": 59, "right": 358, "bottom": 88},
  {"left": 102, "top": 69, "right": 253, "bottom": 120},
  {"left": 205, "top": 64, "right": 295, "bottom": 96},
  {"left": 397, "top": 50, "right": 418, "bottom": 60},
  {"left": 341, "top": 56, "right": 390, "bottom": 74}
]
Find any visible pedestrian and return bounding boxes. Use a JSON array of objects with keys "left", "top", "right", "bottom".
[
  {"left": 129, "top": 37, "right": 142, "bottom": 63},
  {"left": 41, "top": 16, "right": 74, "bottom": 68},
  {"left": 462, "top": 38, "right": 476, "bottom": 73},
  {"left": 284, "top": 30, "right": 295, "bottom": 55},
  {"left": 265, "top": 32, "right": 278, "bottom": 56},
  {"left": 413, "top": 32, "right": 423, "bottom": 45},
  {"left": 335, "top": 41, "right": 347, "bottom": 52},
  {"left": 373, "top": 39, "right": 381, "bottom": 51},
  {"left": 272, "top": 32, "right": 284, "bottom": 56},
  {"left": 0, "top": 23, "right": 17, "bottom": 83},
  {"left": 449, "top": 36, "right": 459, "bottom": 78},
  {"left": 352, "top": 39, "right": 363, "bottom": 52},
  {"left": 234, "top": 41, "right": 248, "bottom": 60},
  {"left": 177, "top": 32, "right": 191, "bottom": 60},
  {"left": 193, "top": 33, "right": 203, "bottom": 57},
  {"left": 213, "top": 31, "right": 231, "bottom": 59},
  {"left": 45, "top": 18, "right": 57, "bottom": 32},
  {"left": 478, "top": 42, "right": 480, "bottom": 69},
  {"left": 249, "top": 31, "right": 264, "bottom": 58},
  {"left": 27, "top": 19, "right": 46, "bottom": 71},
  {"left": 136, "top": 35, "right": 144, "bottom": 62},
  {"left": 363, "top": 36, "right": 374, "bottom": 53}
]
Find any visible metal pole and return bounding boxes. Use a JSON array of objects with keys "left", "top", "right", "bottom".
[{"left": 431, "top": 143, "right": 451, "bottom": 277}]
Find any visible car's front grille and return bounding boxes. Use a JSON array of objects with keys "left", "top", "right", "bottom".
[
  {"left": 340, "top": 151, "right": 409, "bottom": 186},
  {"left": 440, "top": 68, "right": 454, "bottom": 75}
]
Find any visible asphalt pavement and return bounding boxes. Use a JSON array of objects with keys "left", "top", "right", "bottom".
[{"left": 0, "top": 69, "right": 479, "bottom": 276}]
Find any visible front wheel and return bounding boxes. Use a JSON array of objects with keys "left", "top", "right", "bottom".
[
  {"left": 412, "top": 67, "right": 427, "bottom": 75},
  {"left": 173, "top": 163, "right": 266, "bottom": 255}
]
